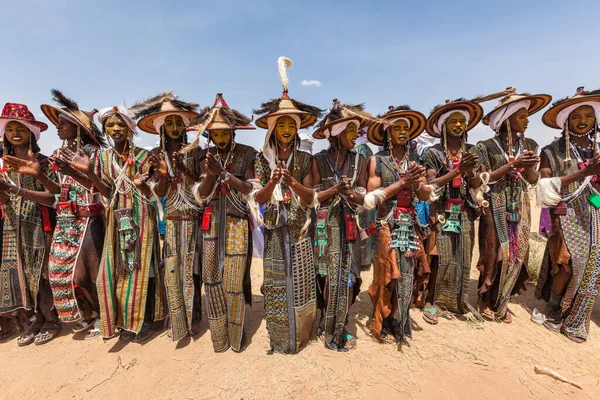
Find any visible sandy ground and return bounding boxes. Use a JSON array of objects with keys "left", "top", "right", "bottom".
[{"left": 1, "top": 204, "right": 600, "bottom": 399}]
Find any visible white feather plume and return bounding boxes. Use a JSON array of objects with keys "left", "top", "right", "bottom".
[{"left": 278, "top": 56, "right": 293, "bottom": 92}]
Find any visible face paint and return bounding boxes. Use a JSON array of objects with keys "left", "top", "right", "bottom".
[
  {"left": 445, "top": 111, "right": 467, "bottom": 137},
  {"left": 57, "top": 115, "right": 78, "bottom": 141},
  {"left": 4, "top": 121, "right": 31, "bottom": 146},
  {"left": 388, "top": 119, "right": 410, "bottom": 145},
  {"left": 568, "top": 105, "right": 596, "bottom": 136},
  {"left": 274, "top": 115, "right": 298, "bottom": 146},
  {"left": 104, "top": 115, "right": 130, "bottom": 144},
  {"left": 507, "top": 107, "right": 529, "bottom": 134},
  {"left": 339, "top": 121, "right": 358, "bottom": 150},
  {"left": 209, "top": 129, "right": 233, "bottom": 150},
  {"left": 163, "top": 114, "right": 186, "bottom": 140}
]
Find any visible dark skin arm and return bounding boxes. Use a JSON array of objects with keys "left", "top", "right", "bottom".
[
  {"left": 148, "top": 152, "right": 169, "bottom": 197},
  {"left": 539, "top": 152, "right": 600, "bottom": 185},
  {"left": 2, "top": 152, "right": 61, "bottom": 195},
  {"left": 172, "top": 152, "right": 199, "bottom": 183},
  {"left": 254, "top": 163, "right": 281, "bottom": 205},
  {"left": 427, "top": 152, "right": 479, "bottom": 188},
  {"left": 367, "top": 157, "right": 431, "bottom": 202},
  {"left": 61, "top": 149, "right": 113, "bottom": 199},
  {"left": 281, "top": 160, "right": 315, "bottom": 204},
  {"left": 0, "top": 179, "right": 56, "bottom": 206},
  {"left": 470, "top": 151, "right": 540, "bottom": 187},
  {"left": 197, "top": 152, "right": 252, "bottom": 197},
  {"left": 52, "top": 155, "right": 94, "bottom": 190}
]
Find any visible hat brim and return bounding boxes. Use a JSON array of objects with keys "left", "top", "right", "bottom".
[
  {"left": 40, "top": 104, "right": 94, "bottom": 136},
  {"left": 255, "top": 109, "right": 317, "bottom": 130},
  {"left": 542, "top": 95, "right": 600, "bottom": 129},
  {"left": 0, "top": 116, "right": 48, "bottom": 132},
  {"left": 482, "top": 94, "right": 551, "bottom": 125},
  {"left": 425, "top": 101, "right": 483, "bottom": 138},
  {"left": 366, "top": 110, "right": 426, "bottom": 146},
  {"left": 138, "top": 111, "right": 200, "bottom": 134},
  {"left": 312, "top": 116, "right": 367, "bottom": 140}
]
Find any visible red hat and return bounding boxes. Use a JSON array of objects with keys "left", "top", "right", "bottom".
[{"left": 0, "top": 103, "right": 48, "bottom": 132}]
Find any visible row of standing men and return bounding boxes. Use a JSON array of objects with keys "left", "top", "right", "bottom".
[{"left": 0, "top": 58, "right": 599, "bottom": 352}]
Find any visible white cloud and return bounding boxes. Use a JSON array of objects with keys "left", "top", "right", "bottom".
[{"left": 300, "top": 80, "right": 321, "bottom": 87}]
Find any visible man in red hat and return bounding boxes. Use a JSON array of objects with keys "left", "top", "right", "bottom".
[{"left": 0, "top": 103, "right": 60, "bottom": 345}]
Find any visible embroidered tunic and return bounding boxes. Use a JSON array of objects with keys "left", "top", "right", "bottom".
[
  {"left": 96, "top": 148, "right": 166, "bottom": 337},
  {"left": 255, "top": 150, "right": 316, "bottom": 354},
  {"left": 535, "top": 138, "right": 600, "bottom": 341},
  {"left": 313, "top": 149, "right": 363, "bottom": 350},
  {"left": 199, "top": 143, "right": 256, "bottom": 351},
  {"left": 473, "top": 137, "right": 538, "bottom": 317}
]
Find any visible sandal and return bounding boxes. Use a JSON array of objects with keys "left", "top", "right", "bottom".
[
  {"left": 500, "top": 311, "right": 513, "bottom": 324},
  {"left": 422, "top": 303, "right": 439, "bottom": 325},
  {"left": 480, "top": 308, "right": 495, "bottom": 322},
  {"left": 564, "top": 333, "right": 586, "bottom": 344},
  {"left": 17, "top": 328, "right": 40, "bottom": 347},
  {"left": 119, "top": 330, "right": 135, "bottom": 343},
  {"left": 133, "top": 322, "right": 153, "bottom": 343},
  {"left": 73, "top": 318, "right": 96, "bottom": 334},
  {"left": 343, "top": 333, "right": 357, "bottom": 351},
  {"left": 85, "top": 320, "right": 101, "bottom": 340},
  {"left": 34, "top": 324, "right": 61, "bottom": 345}
]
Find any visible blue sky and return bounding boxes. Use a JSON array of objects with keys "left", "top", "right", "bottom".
[{"left": 0, "top": 0, "right": 598, "bottom": 153}]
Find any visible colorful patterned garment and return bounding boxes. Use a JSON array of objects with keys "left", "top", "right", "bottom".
[
  {"left": 0, "top": 154, "right": 56, "bottom": 314},
  {"left": 421, "top": 143, "right": 476, "bottom": 314},
  {"left": 255, "top": 150, "right": 316, "bottom": 354},
  {"left": 368, "top": 150, "right": 429, "bottom": 342},
  {"left": 48, "top": 144, "right": 105, "bottom": 322},
  {"left": 535, "top": 138, "right": 600, "bottom": 341},
  {"left": 313, "top": 149, "right": 364, "bottom": 350},
  {"left": 474, "top": 137, "right": 538, "bottom": 318},
  {"left": 354, "top": 143, "right": 375, "bottom": 268},
  {"left": 200, "top": 143, "right": 256, "bottom": 352},
  {"left": 96, "top": 148, "right": 167, "bottom": 337},
  {"left": 155, "top": 148, "right": 201, "bottom": 342}
]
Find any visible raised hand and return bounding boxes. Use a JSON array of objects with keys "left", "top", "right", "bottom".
[
  {"left": 172, "top": 152, "right": 187, "bottom": 173},
  {"left": 269, "top": 161, "right": 282, "bottom": 184},
  {"left": 134, "top": 172, "right": 150, "bottom": 187},
  {"left": 49, "top": 155, "right": 76, "bottom": 177},
  {"left": 149, "top": 152, "right": 168, "bottom": 177},
  {"left": 2, "top": 151, "right": 41, "bottom": 177},
  {"left": 280, "top": 161, "right": 296, "bottom": 187},
  {"left": 513, "top": 151, "right": 539, "bottom": 169},
  {"left": 458, "top": 152, "right": 479, "bottom": 174},
  {"left": 62, "top": 148, "right": 92, "bottom": 174},
  {"left": 204, "top": 152, "right": 225, "bottom": 177},
  {"left": 403, "top": 161, "right": 425, "bottom": 187},
  {"left": 585, "top": 154, "right": 600, "bottom": 177}
]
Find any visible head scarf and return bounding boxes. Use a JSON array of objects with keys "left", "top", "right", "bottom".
[
  {"left": 152, "top": 113, "right": 192, "bottom": 135},
  {"left": 327, "top": 118, "right": 362, "bottom": 139},
  {"left": 488, "top": 100, "right": 530, "bottom": 132},
  {"left": 0, "top": 119, "right": 41, "bottom": 141},
  {"left": 433, "top": 109, "right": 470, "bottom": 136},
  {"left": 556, "top": 101, "right": 600, "bottom": 129},
  {"left": 384, "top": 117, "right": 411, "bottom": 132},
  {"left": 262, "top": 114, "right": 302, "bottom": 170},
  {"left": 97, "top": 106, "right": 137, "bottom": 133}
]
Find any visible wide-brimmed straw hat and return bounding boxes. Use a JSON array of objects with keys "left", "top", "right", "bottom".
[
  {"left": 253, "top": 56, "right": 322, "bottom": 130},
  {"left": 542, "top": 86, "right": 600, "bottom": 129},
  {"left": 366, "top": 106, "right": 426, "bottom": 146},
  {"left": 482, "top": 91, "right": 551, "bottom": 126},
  {"left": 189, "top": 93, "right": 255, "bottom": 132},
  {"left": 425, "top": 100, "right": 483, "bottom": 138},
  {"left": 312, "top": 99, "right": 373, "bottom": 139},
  {"left": 40, "top": 89, "right": 105, "bottom": 146},
  {"left": 133, "top": 92, "right": 200, "bottom": 134}
]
